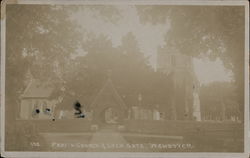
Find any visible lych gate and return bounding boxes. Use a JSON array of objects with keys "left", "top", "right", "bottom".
[{"left": 90, "top": 78, "right": 127, "bottom": 125}]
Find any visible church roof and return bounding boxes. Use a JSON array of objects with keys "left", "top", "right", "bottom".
[
  {"left": 21, "top": 79, "right": 54, "bottom": 99},
  {"left": 90, "top": 78, "right": 127, "bottom": 109}
]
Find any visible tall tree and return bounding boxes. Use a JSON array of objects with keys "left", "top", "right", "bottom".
[
  {"left": 5, "top": 5, "right": 82, "bottom": 121},
  {"left": 137, "top": 6, "right": 245, "bottom": 113}
]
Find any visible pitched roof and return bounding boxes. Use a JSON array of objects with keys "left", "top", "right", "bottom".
[
  {"left": 21, "top": 79, "right": 54, "bottom": 99},
  {"left": 90, "top": 78, "right": 127, "bottom": 109}
]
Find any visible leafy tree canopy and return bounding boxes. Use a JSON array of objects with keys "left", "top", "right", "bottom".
[{"left": 136, "top": 6, "right": 245, "bottom": 109}]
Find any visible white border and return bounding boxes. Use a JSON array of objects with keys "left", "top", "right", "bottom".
[
  {"left": 244, "top": 0, "right": 250, "bottom": 157},
  {"left": 245, "top": 0, "right": 250, "bottom": 156},
  {"left": 0, "top": 0, "right": 6, "bottom": 156},
  {"left": 1, "top": 0, "right": 249, "bottom": 158},
  {"left": 1, "top": 0, "right": 249, "bottom": 5}
]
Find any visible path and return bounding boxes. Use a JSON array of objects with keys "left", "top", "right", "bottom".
[
  {"left": 87, "top": 125, "right": 129, "bottom": 152},
  {"left": 40, "top": 125, "right": 185, "bottom": 152}
]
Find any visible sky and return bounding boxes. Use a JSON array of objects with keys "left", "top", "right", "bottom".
[
  {"left": 193, "top": 58, "right": 232, "bottom": 85},
  {"left": 72, "top": 5, "right": 232, "bottom": 85}
]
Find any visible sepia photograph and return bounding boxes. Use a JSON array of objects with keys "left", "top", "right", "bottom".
[{"left": 1, "top": 0, "right": 249, "bottom": 157}]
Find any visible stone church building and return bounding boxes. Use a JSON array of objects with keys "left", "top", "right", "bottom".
[
  {"left": 157, "top": 45, "right": 201, "bottom": 121},
  {"left": 19, "top": 79, "right": 59, "bottom": 119}
]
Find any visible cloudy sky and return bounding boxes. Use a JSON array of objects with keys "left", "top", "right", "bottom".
[{"left": 72, "top": 5, "right": 232, "bottom": 85}]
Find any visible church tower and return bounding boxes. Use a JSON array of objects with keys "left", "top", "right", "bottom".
[{"left": 157, "top": 45, "right": 201, "bottom": 121}]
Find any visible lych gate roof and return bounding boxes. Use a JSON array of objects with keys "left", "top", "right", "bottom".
[
  {"left": 90, "top": 78, "right": 127, "bottom": 109},
  {"left": 21, "top": 79, "right": 54, "bottom": 99}
]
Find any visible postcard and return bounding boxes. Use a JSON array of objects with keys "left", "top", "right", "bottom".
[{"left": 1, "top": 0, "right": 249, "bottom": 157}]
